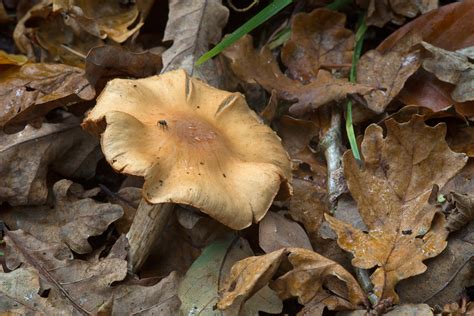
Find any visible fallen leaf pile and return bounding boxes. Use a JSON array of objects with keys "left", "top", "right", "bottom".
[{"left": 0, "top": 0, "right": 473, "bottom": 314}]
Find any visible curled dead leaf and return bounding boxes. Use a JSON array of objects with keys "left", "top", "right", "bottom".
[
  {"left": 0, "top": 62, "right": 94, "bottom": 130},
  {"left": 445, "top": 192, "right": 474, "bottom": 232},
  {"left": 53, "top": 0, "right": 146, "bottom": 43},
  {"left": 327, "top": 116, "right": 467, "bottom": 302},
  {"left": 14, "top": 0, "right": 104, "bottom": 66},
  {"left": 217, "top": 248, "right": 367, "bottom": 313},
  {"left": 377, "top": 1, "right": 474, "bottom": 117},
  {"left": 421, "top": 42, "right": 474, "bottom": 103}
]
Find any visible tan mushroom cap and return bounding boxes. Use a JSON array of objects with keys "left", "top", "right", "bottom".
[{"left": 83, "top": 69, "right": 292, "bottom": 229}]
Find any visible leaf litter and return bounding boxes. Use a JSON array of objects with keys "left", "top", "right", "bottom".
[{"left": 0, "top": 0, "right": 473, "bottom": 314}]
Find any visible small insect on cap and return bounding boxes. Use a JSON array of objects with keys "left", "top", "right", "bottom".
[{"left": 82, "top": 70, "right": 292, "bottom": 230}]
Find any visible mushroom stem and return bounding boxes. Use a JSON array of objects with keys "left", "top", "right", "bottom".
[{"left": 126, "top": 200, "right": 174, "bottom": 273}]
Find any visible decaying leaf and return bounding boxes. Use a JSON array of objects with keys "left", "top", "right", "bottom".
[
  {"left": 0, "top": 179, "right": 123, "bottom": 254},
  {"left": 3, "top": 230, "right": 127, "bottom": 314},
  {"left": 281, "top": 8, "right": 354, "bottom": 82},
  {"left": 377, "top": 1, "right": 474, "bottom": 117},
  {"left": 0, "top": 114, "right": 99, "bottom": 206},
  {"left": 259, "top": 211, "right": 313, "bottom": 253},
  {"left": 396, "top": 221, "right": 474, "bottom": 306},
  {"left": 162, "top": 0, "right": 229, "bottom": 86},
  {"left": 14, "top": 0, "right": 104, "bottom": 66},
  {"left": 0, "top": 266, "right": 58, "bottom": 315},
  {"left": 356, "top": 31, "right": 422, "bottom": 113},
  {"left": 218, "top": 247, "right": 367, "bottom": 313},
  {"left": 1, "top": 231, "right": 181, "bottom": 314},
  {"left": 421, "top": 42, "right": 474, "bottom": 103},
  {"left": 444, "top": 192, "right": 474, "bottom": 232},
  {"left": 276, "top": 115, "right": 329, "bottom": 239},
  {"left": 110, "top": 272, "right": 181, "bottom": 315},
  {"left": 326, "top": 116, "right": 467, "bottom": 302},
  {"left": 52, "top": 0, "right": 146, "bottom": 43},
  {"left": 359, "top": 0, "right": 438, "bottom": 27},
  {"left": 178, "top": 235, "right": 282, "bottom": 316},
  {"left": 223, "top": 35, "right": 374, "bottom": 116},
  {"left": 0, "top": 62, "right": 94, "bottom": 129}
]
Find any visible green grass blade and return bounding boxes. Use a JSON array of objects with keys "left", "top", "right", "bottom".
[
  {"left": 196, "top": 0, "right": 293, "bottom": 66},
  {"left": 346, "top": 14, "right": 367, "bottom": 161}
]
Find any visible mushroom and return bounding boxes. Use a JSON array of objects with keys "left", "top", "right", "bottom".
[{"left": 83, "top": 70, "right": 292, "bottom": 272}]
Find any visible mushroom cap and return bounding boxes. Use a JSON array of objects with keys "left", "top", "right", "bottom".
[{"left": 83, "top": 70, "right": 292, "bottom": 230}]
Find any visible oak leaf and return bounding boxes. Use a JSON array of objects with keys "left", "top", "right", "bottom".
[
  {"left": 356, "top": 31, "right": 422, "bottom": 113},
  {"left": 326, "top": 116, "right": 467, "bottom": 302},
  {"left": 1, "top": 231, "right": 181, "bottom": 315},
  {"left": 223, "top": 35, "right": 373, "bottom": 116},
  {"left": 0, "top": 115, "right": 100, "bottom": 206},
  {"left": 281, "top": 8, "right": 354, "bottom": 82},
  {"left": 217, "top": 248, "right": 367, "bottom": 313},
  {"left": 0, "top": 180, "right": 123, "bottom": 254}
]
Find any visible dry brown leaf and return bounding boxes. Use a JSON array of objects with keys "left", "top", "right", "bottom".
[
  {"left": 2, "top": 230, "right": 180, "bottom": 314},
  {"left": 14, "top": 0, "right": 104, "bottom": 66},
  {"left": 83, "top": 69, "right": 292, "bottom": 230},
  {"left": 162, "top": 0, "right": 229, "bottom": 87},
  {"left": 377, "top": 1, "right": 474, "bottom": 117},
  {"left": 217, "top": 248, "right": 367, "bottom": 313},
  {"left": 359, "top": 0, "right": 438, "bottom": 27},
  {"left": 326, "top": 116, "right": 467, "bottom": 302},
  {"left": 259, "top": 212, "right": 313, "bottom": 253},
  {"left": 356, "top": 31, "right": 422, "bottom": 113},
  {"left": 85, "top": 45, "right": 163, "bottom": 86},
  {"left": 3, "top": 230, "right": 126, "bottom": 314},
  {"left": 281, "top": 8, "right": 354, "bottom": 82},
  {"left": 289, "top": 178, "right": 328, "bottom": 239},
  {"left": 445, "top": 192, "right": 474, "bottom": 232},
  {"left": 0, "top": 114, "right": 99, "bottom": 206},
  {"left": 223, "top": 35, "right": 374, "bottom": 116},
  {"left": 0, "top": 266, "right": 60, "bottom": 314},
  {"left": 110, "top": 272, "right": 181, "bottom": 315},
  {"left": 396, "top": 221, "right": 474, "bottom": 306},
  {"left": 52, "top": 0, "right": 146, "bottom": 43},
  {"left": 0, "top": 62, "right": 94, "bottom": 130},
  {"left": 421, "top": 42, "right": 474, "bottom": 103},
  {"left": 0, "top": 179, "right": 123, "bottom": 254},
  {"left": 447, "top": 125, "right": 474, "bottom": 157}
]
